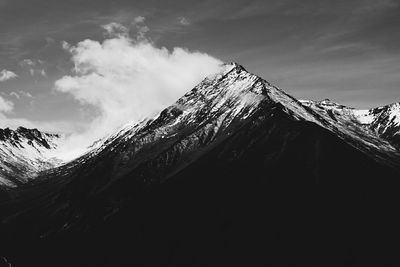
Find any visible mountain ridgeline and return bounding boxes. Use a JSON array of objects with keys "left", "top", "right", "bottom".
[
  {"left": 0, "top": 127, "right": 61, "bottom": 188},
  {"left": 0, "top": 63, "right": 400, "bottom": 266}
]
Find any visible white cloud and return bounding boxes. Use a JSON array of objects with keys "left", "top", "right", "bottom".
[
  {"left": 0, "top": 70, "right": 18, "bottom": 82},
  {"left": 0, "top": 96, "right": 13, "bottom": 113},
  {"left": 10, "top": 91, "right": 20, "bottom": 99},
  {"left": 15, "top": 90, "right": 34, "bottom": 99},
  {"left": 21, "top": 91, "right": 34, "bottom": 98},
  {"left": 178, "top": 16, "right": 190, "bottom": 25},
  {"left": 137, "top": 25, "right": 149, "bottom": 40},
  {"left": 20, "top": 59, "right": 35, "bottom": 66},
  {"left": 39, "top": 69, "right": 47, "bottom": 77},
  {"left": 102, "top": 22, "right": 129, "bottom": 38},
  {"left": 131, "top": 16, "right": 150, "bottom": 40},
  {"left": 62, "top": 41, "right": 71, "bottom": 50},
  {"left": 134, "top": 16, "right": 146, "bottom": 24},
  {"left": 54, "top": 21, "right": 222, "bottom": 160},
  {"left": 19, "top": 59, "right": 46, "bottom": 77}
]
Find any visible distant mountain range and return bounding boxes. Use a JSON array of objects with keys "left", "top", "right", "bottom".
[
  {"left": 300, "top": 98, "right": 400, "bottom": 148},
  {"left": 0, "top": 63, "right": 399, "bottom": 266},
  {"left": 0, "top": 127, "right": 61, "bottom": 187}
]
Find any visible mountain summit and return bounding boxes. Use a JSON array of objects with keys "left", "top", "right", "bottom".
[{"left": 0, "top": 63, "right": 399, "bottom": 266}]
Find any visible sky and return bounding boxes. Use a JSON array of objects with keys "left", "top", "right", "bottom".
[{"left": 0, "top": 0, "right": 399, "bottom": 155}]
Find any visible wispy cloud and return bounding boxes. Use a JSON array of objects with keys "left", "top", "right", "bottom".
[
  {"left": 0, "top": 69, "right": 18, "bottom": 82},
  {"left": 19, "top": 58, "right": 47, "bottom": 77},
  {"left": 9, "top": 91, "right": 20, "bottom": 99},
  {"left": 102, "top": 22, "right": 129, "bottom": 38},
  {"left": 356, "top": 0, "right": 399, "bottom": 14},
  {"left": 178, "top": 16, "right": 190, "bottom": 25},
  {"left": 132, "top": 16, "right": 150, "bottom": 40},
  {"left": 0, "top": 96, "right": 13, "bottom": 112},
  {"left": 19, "top": 91, "right": 34, "bottom": 98},
  {"left": 102, "top": 16, "right": 149, "bottom": 41},
  {"left": 134, "top": 16, "right": 146, "bottom": 23}
]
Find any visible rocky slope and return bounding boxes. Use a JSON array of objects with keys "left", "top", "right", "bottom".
[
  {"left": 300, "top": 98, "right": 400, "bottom": 149},
  {"left": 0, "top": 63, "right": 399, "bottom": 266},
  {"left": 0, "top": 127, "right": 62, "bottom": 188}
]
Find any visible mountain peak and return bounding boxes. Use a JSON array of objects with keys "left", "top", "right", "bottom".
[{"left": 224, "top": 62, "right": 247, "bottom": 71}]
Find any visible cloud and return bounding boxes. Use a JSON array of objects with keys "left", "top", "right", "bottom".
[
  {"left": 102, "top": 22, "right": 129, "bottom": 38},
  {"left": 12, "top": 90, "right": 34, "bottom": 99},
  {"left": 39, "top": 69, "right": 47, "bottom": 77},
  {"left": 131, "top": 16, "right": 149, "bottom": 40},
  {"left": 178, "top": 16, "right": 190, "bottom": 25},
  {"left": 0, "top": 93, "right": 40, "bottom": 132},
  {"left": 9, "top": 91, "right": 20, "bottom": 99},
  {"left": 62, "top": 41, "right": 71, "bottom": 50},
  {"left": 0, "top": 96, "right": 13, "bottom": 113},
  {"left": 0, "top": 70, "right": 18, "bottom": 82},
  {"left": 0, "top": 92, "right": 38, "bottom": 129},
  {"left": 0, "top": 92, "right": 79, "bottom": 136},
  {"left": 356, "top": 0, "right": 399, "bottom": 14},
  {"left": 102, "top": 16, "right": 149, "bottom": 41},
  {"left": 19, "top": 59, "right": 46, "bottom": 77},
  {"left": 134, "top": 16, "right": 146, "bottom": 23},
  {"left": 54, "top": 21, "right": 222, "bottom": 160},
  {"left": 20, "top": 59, "right": 35, "bottom": 66},
  {"left": 20, "top": 91, "right": 34, "bottom": 98}
]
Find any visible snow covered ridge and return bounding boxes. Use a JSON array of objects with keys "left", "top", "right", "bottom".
[
  {"left": 299, "top": 99, "right": 400, "bottom": 147},
  {"left": 1, "top": 62, "right": 399, "bottom": 188},
  {"left": 77, "top": 62, "right": 400, "bottom": 185},
  {"left": 0, "top": 127, "right": 63, "bottom": 187},
  {"left": 299, "top": 98, "right": 400, "bottom": 126}
]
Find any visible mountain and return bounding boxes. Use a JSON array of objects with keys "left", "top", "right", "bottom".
[
  {"left": 300, "top": 98, "right": 400, "bottom": 149},
  {"left": 0, "top": 63, "right": 399, "bottom": 266},
  {"left": 0, "top": 127, "right": 62, "bottom": 188},
  {"left": 365, "top": 103, "right": 400, "bottom": 147}
]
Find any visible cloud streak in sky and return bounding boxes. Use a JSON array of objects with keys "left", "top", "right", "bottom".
[
  {"left": 0, "top": 96, "right": 13, "bottom": 113},
  {"left": 0, "top": 69, "right": 17, "bottom": 82},
  {"left": 178, "top": 17, "right": 190, "bottom": 25},
  {"left": 53, "top": 20, "right": 222, "bottom": 160},
  {"left": 19, "top": 59, "right": 47, "bottom": 77}
]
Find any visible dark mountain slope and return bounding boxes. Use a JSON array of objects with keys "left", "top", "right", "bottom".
[
  {"left": 1, "top": 103, "right": 399, "bottom": 267},
  {"left": 0, "top": 63, "right": 399, "bottom": 266}
]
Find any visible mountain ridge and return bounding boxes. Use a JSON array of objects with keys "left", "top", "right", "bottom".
[
  {"left": 0, "top": 62, "right": 400, "bottom": 266},
  {"left": 300, "top": 98, "right": 400, "bottom": 148},
  {"left": 1, "top": 62, "right": 399, "bottom": 188},
  {"left": 0, "top": 126, "right": 62, "bottom": 187}
]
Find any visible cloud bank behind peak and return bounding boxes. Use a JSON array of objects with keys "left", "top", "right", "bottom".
[{"left": 53, "top": 21, "right": 223, "bottom": 160}]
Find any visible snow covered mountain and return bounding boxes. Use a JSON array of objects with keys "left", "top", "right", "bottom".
[
  {"left": 70, "top": 62, "right": 400, "bottom": 181},
  {"left": 0, "top": 127, "right": 62, "bottom": 187},
  {"left": 1, "top": 63, "right": 398, "bottom": 190},
  {"left": 300, "top": 99, "right": 400, "bottom": 149},
  {"left": 364, "top": 103, "right": 400, "bottom": 147},
  {"left": 0, "top": 63, "right": 400, "bottom": 266}
]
